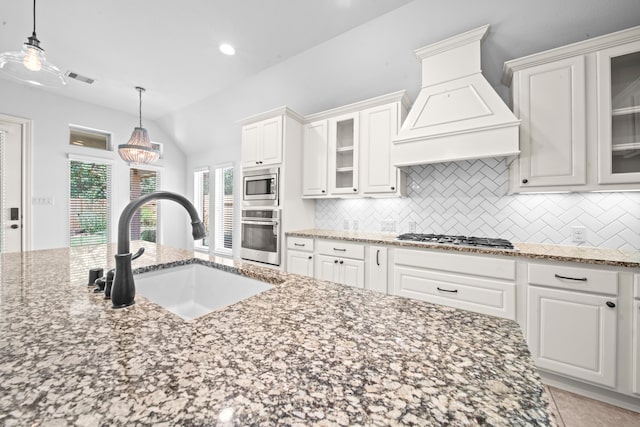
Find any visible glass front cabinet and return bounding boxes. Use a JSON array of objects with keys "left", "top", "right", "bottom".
[{"left": 598, "top": 41, "right": 640, "bottom": 184}]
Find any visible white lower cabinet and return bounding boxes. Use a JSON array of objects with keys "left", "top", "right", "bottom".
[
  {"left": 287, "top": 251, "right": 314, "bottom": 277},
  {"left": 367, "top": 246, "right": 388, "bottom": 293},
  {"left": 527, "top": 285, "right": 618, "bottom": 388},
  {"left": 392, "top": 249, "right": 516, "bottom": 320},
  {"left": 286, "top": 237, "right": 314, "bottom": 278},
  {"left": 316, "top": 254, "right": 364, "bottom": 288}
]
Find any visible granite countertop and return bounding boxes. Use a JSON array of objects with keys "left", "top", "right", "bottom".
[
  {"left": 286, "top": 229, "right": 640, "bottom": 269},
  {"left": 0, "top": 242, "right": 554, "bottom": 426}
]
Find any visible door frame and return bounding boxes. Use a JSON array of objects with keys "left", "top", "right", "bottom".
[{"left": 0, "top": 113, "right": 32, "bottom": 252}]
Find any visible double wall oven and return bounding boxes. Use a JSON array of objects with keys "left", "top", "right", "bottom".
[{"left": 240, "top": 167, "right": 281, "bottom": 266}]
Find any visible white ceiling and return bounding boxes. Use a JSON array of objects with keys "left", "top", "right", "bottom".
[{"left": 0, "top": 0, "right": 414, "bottom": 119}]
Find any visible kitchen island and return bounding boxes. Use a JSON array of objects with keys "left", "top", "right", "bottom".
[{"left": 0, "top": 243, "right": 553, "bottom": 426}]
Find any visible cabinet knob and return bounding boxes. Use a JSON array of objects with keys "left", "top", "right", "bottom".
[
  {"left": 390, "top": 186, "right": 395, "bottom": 191},
  {"left": 522, "top": 178, "right": 528, "bottom": 184},
  {"left": 339, "top": 260, "right": 344, "bottom": 264},
  {"left": 321, "top": 190, "right": 326, "bottom": 193},
  {"left": 308, "top": 256, "right": 312, "bottom": 260},
  {"left": 334, "top": 259, "right": 338, "bottom": 264},
  {"left": 255, "top": 161, "right": 260, "bottom": 165},
  {"left": 353, "top": 188, "right": 357, "bottom": 192},
  {"left": 606, "top": 301, "right": 616, "bottom": 308}
]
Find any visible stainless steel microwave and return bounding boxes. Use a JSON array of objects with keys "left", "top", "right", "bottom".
[{"left": 243, "top": 168, "right": 278, "bottom": 206}]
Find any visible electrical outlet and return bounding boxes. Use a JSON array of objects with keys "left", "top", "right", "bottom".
[
  {"left": 571, "top": 226, "right": 586, "bottom": 243},
  {"left": 381, "top": 220, "right": 396, "bottom": 232},
  {"left": 32, "top": 196, "right": 54, "bottom": 205},
  {"left": 343, "top": 219, "right": 350, "bottom": 230},
  {"left": 352, "top": 220, "right": 359, "bottom": 231},
  {"left": 408, "top": 221, "right": 417, "bottom": 233}
]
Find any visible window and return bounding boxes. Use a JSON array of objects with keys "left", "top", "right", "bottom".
[
  {"left": 213, "top": 164, "right": 234, "bottom": 255},
  {"left": 194, "top": 168, "right": 210, "bottom": 250},
  {"left": 69, "top": 159, "right": 111, "bottom": 246},
  {"left": 69, "top": 125, "right": 111, "bottom": 151},
  {"left": 130, "top": 168, "right": 160, "bottom": 242}
]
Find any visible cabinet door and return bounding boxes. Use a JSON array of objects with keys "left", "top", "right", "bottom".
[
  {"left": 597, "top": 41, "right": 640, "bottom": 184},
  {"left": 316, "top": 254, "right": 338, "bottom": 283},
  {"left": 328, "top": 113, "right": 359, "bottom": 195},
  {"left": 341, "top": 259, "right": 364, "bottom": 288},
  {"left": 367, "top": 246, "right": 388, "bottom": 293},
  {"left": 241, "top": 123, "right": 261, "bottom": 168},
  {"left": 302, "top": 121, "right": 328, "bottom": 196},
  {"left": 360, "top": 103, "right": 399, "bottom": 194},
  {"left": 260, "top": 116, "right": 283, "bottom": 166},
  {"left": 634, "top": 299, "right": 640, "bottom": 395},
  {"left": 527, "top": 286, "right": 617, "bottom": 387},
  {"left": 287, "top": 250, "right": 314, "bottom": 278},
  {"left": 516, "top": 56, "right": 587, "bottom": 187}
]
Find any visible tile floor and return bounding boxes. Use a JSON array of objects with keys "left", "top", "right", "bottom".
[{"left": 544, "top": 385, "right": 640, "bottom": 426}]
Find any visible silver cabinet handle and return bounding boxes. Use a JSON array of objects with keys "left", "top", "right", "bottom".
[
  {"left": 376, "top": 250, "right": 380, "bottom": 266},
  {"left": 437, "top": 287, "right": 458, "bottom": 293},
  {"left": 294, "top": 243, "right": 305, "bottom": 247},
  {"left": 554, "top": 274, "right": 587, "bottom": 281},
  {"left": 333, "top": 248, "right": 346, "bottom": 252}
]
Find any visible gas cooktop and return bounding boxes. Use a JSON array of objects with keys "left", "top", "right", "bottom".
[{"left": 397, "top": 233, "right": 516, "bottom": 250}]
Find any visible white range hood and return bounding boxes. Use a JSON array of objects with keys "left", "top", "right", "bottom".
[{"left": 391, "top": 25, "right": 520, "bottom": 167}]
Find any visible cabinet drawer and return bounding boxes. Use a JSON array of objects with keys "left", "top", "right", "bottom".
[
  {"left": 287, "top": 237, "right": 314, "bottom": 252},
  {"left": 528, "top": 263, "right": 618, "bottom": 296},
  {"left": 394, "top": 266, "right": 515, "bottom": 320},
  {"left": 316, "top": 240, "right": 364, "bottom": 260},
  {"left": 395, "top": 248, "right": 515, "bottom": 280}
]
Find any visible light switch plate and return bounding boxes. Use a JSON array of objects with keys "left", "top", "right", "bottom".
[{"left": 32, "top": 196, "right": 54, "bottom": 205}]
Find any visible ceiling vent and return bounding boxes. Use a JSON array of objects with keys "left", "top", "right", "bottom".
[{"left": 65, "top": 71, "right": 95, "bottom": 84}]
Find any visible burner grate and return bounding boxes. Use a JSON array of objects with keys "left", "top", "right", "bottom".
[{"left": 397, "top": 233, "right": 515, "bottom": 250}]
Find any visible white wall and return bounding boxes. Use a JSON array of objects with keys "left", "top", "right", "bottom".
[{"left": 0, "top": 79, "right": 188, "bottom": 250}]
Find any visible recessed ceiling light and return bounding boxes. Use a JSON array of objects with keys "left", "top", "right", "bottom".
[{"left": 219, "top": 44, "right": 235, "bottom": 56}]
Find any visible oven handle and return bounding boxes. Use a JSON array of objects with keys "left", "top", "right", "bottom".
[{"left": 241, "top": 220, "right": 279, "bottom": 226}]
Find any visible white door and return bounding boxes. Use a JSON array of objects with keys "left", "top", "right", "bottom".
[
  {"left": 316, "top": 254, "right": 338, "bottom": 283},
  {"left": 360, "top": 103, "right": 399, "bottom": 194},
  {"left": 241, "top": 123, "right": 260, "bottom": 168},
  {"left": 516, "top": 56, "right": 587, "bottom": 187},
  {"left": 259, "top": 116, "right": 283, "bottom": 166},
  {"left": 367, "top": 246, "right": 388, "bottom": 293},
  {"left": 286, "top": 250, "right": 314, "bottom": 278},
  {"left": 302, "top": 121, "right": 328, "bottom": 196},
  {"left": 527, "top": 286, "right": 617, "bottom": 387},
  {"left": 341, "top": 258, "right": 364, "bottom": 288},
  {"left": 0, "top": 121, "right": 23, "bottom": 252}
]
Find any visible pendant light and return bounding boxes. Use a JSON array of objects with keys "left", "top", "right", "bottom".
[
  {"left": 118, "top": 87, "right": 160, "bottom": 165},
  {"left": 0, "top": 0, "right": 67, "bottom": 88}
]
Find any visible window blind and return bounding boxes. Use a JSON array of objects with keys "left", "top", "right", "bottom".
[
  {"left": 69, "top": 160, "right": 111, "bottom": 246},
  {"left": 214, "top": 165, "right": 233, "bottom": 254},
  {"left": 130, "top": 168, "right": 160, "bottom": 242},
  {"left": 194, "top": 169, "right": 210, "bottom": 249}
]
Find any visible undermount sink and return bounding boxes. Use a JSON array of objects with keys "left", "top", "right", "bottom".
[{"left": 134, "top": 264, "right": 273, "bottom": 320}]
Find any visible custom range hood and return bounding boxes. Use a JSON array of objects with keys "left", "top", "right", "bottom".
[{"left": 392, "top": 25, "right": 520, "bottom": 166}]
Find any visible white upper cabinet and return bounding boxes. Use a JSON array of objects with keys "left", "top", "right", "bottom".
[
  {"left": 597, "top": 41, "right": 640, "bottom": 184},
  {"left": 328, "top": 112, "right": 360, "bottom": 195},
  {"left": 503, "top": 25, "right": 640, "bottom": 192},
  {"left": 302, "top": 120, "right": 328, "bottom": 196},
  {"left": 241, "top": 116, "right": 283, "bottom": 169},
  {"left": 515, "top": 56, "right": 587, "bottom": 188},
  {"left": 301, "top": 91, "right": 410, "bottom": 199},
  {"left": 360, "top": 103, "right": 402, "bottom": 194}
]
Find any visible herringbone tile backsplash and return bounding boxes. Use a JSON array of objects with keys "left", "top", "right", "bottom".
[{"left": 315, "top": 158, "right": 640, "bottom": 250}]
